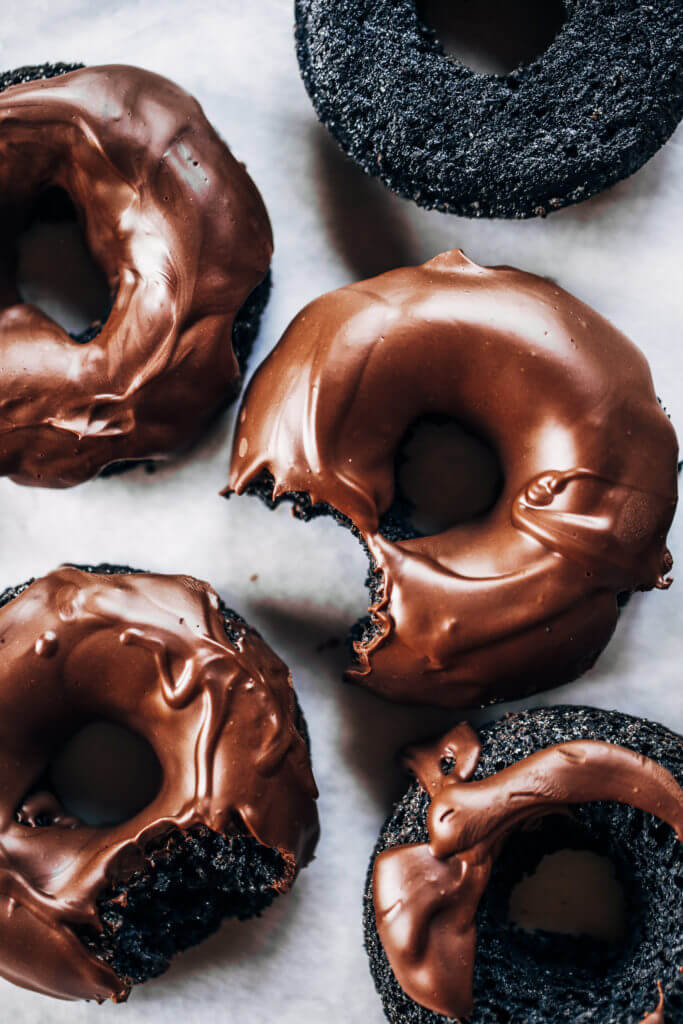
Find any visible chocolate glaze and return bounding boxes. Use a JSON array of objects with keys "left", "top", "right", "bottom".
[
  {"left": 0, "top": 567, "right": 319, "bottom": 1001},
  {"left": 372, "top": 725, "right": 683, "bottom": 1020},
  {"left": 228, "top": 251, "right": 678, "bottom": 708},
  {"left": 0, "top": 65, "right": 272, "bottom": 487}
]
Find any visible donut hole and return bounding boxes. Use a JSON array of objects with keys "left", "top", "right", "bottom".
[
  {"left": 47, "top": 720, "right": 162, "bottom": 826},
  {"left": 507, "top": 848, "right": 627, "bottom": 943},
  {"left": 13, "top": 186, "right": 113, "bottom": 342},
  {"left": 416, "top": 0, "right": 566, "bottom": 76},
  {"left": 478, "top": 813, "right": 641, "bottom": 996},
  {"left": 381, "top": 415, "right": 503, "bottom": 539}
]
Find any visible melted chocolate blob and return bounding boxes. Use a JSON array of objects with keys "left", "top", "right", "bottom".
[
  {"left": 229, "top": 251, "right": 678, "bottom": 708},
  {"left": 372, "top": 725, "right": 683, "bottom": 1020},
  {"left": 0, "top": 65, "right": 272, "bottom": 487},
  {"left": 0, "top": 567, "right": 318, "bottom": 1001}
]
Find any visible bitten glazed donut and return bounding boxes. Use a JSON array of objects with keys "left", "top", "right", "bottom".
[
  {"left": 228, "top": 251, "right": 678, "bottom": 709},
  {"left": 364, "top": 706, "right": 683, "bottom": 1024},
  {"left": 295, "top": 0, "right": 683, "bottom": 218},
  {"left": 0, "top": 565, "right": 319, "bottom": 1002},
  {"left": 0, "top": 63, "right": 273, "bottom": 487}
]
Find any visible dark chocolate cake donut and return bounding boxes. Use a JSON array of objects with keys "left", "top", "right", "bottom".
[
  {"left": 0, "top": 63, "right": 273, "bottom": 487},
  {"left": 295, "top": 0, "right": 683, "bottom": 218},
  {"left": 364, "top": 706, "right": 683, "bottom": 1024},
  {"left": 0, "top": 565, "right": 319, "bottom": 1002},
  {"left": 228, "top": 251, "right": 678, "bottom": 709}
]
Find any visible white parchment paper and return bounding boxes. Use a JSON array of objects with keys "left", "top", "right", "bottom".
[{"left": 0, "top": 2, "right": 681, "bottom": 1021}]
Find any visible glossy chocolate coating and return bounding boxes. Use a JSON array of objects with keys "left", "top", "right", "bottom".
[
  {"left": 0, "top": 65, "right": 272, "bottom": 487},
  {"left": 373, "top": 725, "right": 683, "bottom": 1019},
  {"left": 229, "top": 251, "right": 678, "bottom": 708},
  {"left": 0, "top": 567, "right": 319, "bottom": 1001}
]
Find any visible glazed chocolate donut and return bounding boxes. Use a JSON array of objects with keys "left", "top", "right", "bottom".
[
  {"left": 0, "top": 565, "right": 319, "bottom": 1002},
  {"left": 295, "top": 0, "right": 683, "bottom": 217},
  {"left": 0, "top": 63, "right": 273, "bottom": 487},
  {"left": 364, "top": 706, "right": 683, "bottom": 1024},
  {"left": 228, "top": 250, "right": 678, "bottom": 709}
]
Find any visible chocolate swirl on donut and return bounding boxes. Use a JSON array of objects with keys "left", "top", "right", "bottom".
[
  {"left": 228, "top": 250, "right": 678, "bottom": 708},
  {"left": 372, "top": 725, "right": 683, "bottom": 1020},
  {"left": 0, "top": 65, "right": 272, "bottom": 487},
  {"left": 0, "top": 567, "right": 318, "bottom": 1001}
]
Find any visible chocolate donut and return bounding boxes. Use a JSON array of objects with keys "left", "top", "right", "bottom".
[
  {"left": 295, "top": 0, "right": 683, "bottom": 218},
  {"left": 228, "top": 250, "right": 678, "bottom": 709},
  {"left": 364, "top": 706, "right": 683, "bottom": 1024},
  {"left": 0, "top": 63, "right": 273, "bottom": 487},
  {"left": 0, "top": 565, "right": 319, "bottom": 1002}
]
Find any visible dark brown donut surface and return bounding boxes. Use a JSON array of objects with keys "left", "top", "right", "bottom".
[
  {"left": 228, "top": 251, "right": 678, "bottom": 708},
  {"left": 0, "top": 566, "right": 319, "bottom": 1001},
  {"left": 0, "top": 64, "right": 273, "bottom": 487}
]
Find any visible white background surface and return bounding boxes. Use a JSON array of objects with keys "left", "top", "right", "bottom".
[{"left": 1, "top": 2, "right": 681, "bottom": 1021}]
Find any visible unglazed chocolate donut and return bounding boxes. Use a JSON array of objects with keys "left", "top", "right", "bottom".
[
  {"left": 295, "top": 0, "right": 683, "bottom": 218},
  {"left": 365, "top": 706, "right": 683, "bottom": 1024},
  {"left": 0, "top": 64, "right": 273, "bottom": 487},
  {"left": 0, "top": 565, "right": 318, "bottom": 1002},
  {"left": 228, "top": 251, "right": 678, "bottom": 708}
]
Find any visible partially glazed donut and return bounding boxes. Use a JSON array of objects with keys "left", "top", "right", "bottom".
[
  {"left": 364, "top": 706, "right": 683, "bottom": 1024},
  {"left": 228, "top": 251, "right": 678, "bottom": 708},
  {"left": 0, "top": 64, "right": 273, "bottom": 487},
  {"left": 0, "top": 566, "right": 318, "bottom": 1002}
]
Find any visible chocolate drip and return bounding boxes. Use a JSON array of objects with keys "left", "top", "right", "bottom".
[
  {"left": 637, "top": 984, "right": 665, "bottom": 1024},
  {"left": 0, "top": 65, "right": 272, "bottom": 487},
  {"left": 16, "top": 792, "right": 79, "bottom": 830},
  {"left": 373, "top": 725, "right": 683, "bottom": 1020},
  {"left": 229, "top": 251, "right": 678, "bottom": 707},
  {"left": 0, "top": 568, "right": 318, "bottom": 1001}
]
